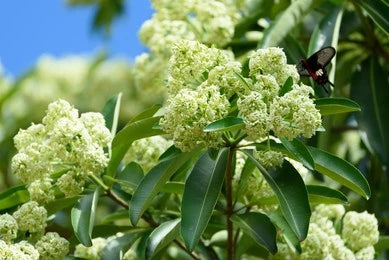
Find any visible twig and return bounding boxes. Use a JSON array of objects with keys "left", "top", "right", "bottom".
[{"left": 225, "top": 148, "right": 236, "bottom": 260}]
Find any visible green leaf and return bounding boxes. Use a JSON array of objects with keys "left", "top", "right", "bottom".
[
  {"left": 113, "top": 116, "right": 163, "bottom": 148},
  {"left": 181, "top": 148, "right": 229, "bottom": 251},
  {"left": 102, "top": 93, "right": 122, "bottom": 135},
  {"left": 278, "top": 77, "right": 293, "bottom": 96},
  {"left": 243, "top": 152, "right": 311, "bottom": 241},
  {"left": 101, "top": 232, "right": 142, "bottom": 260},
  {"left": 161, "top": 182, "right": 185, "bottom": 194},
  {"left": 159, "top": 145, "right": 182, "bottom": 161},
  {"left": 231, "top": 212, "right": 277, "bottom": 254},
  {"left": 129, "top": 149, "right": 199, "bottom": 226},
  {"left": 315, "top": 98, "right": 361, "bottom": 116},
  {"left": 108, "top": 116, "right": 164, "bottom": 177},
  {"left": 308, "top": 5, "right": 343, "bottom": 83},
  {"left": 269, "top": 210, "right": 301, "bottom": 254},
  {"left": 129, "top": 104, "right": 162, "bottom": 125},
  {"left": 116, "top": 162, "right": 144, "bottom": 191},
  {"left": 279, "top": 35, "right": 306, "bottom": 64},
  {"left": 253, "top": 141, "right": 371, "bottom": 200},
  {"left": 280, "top": 138, "right": 315, "bottom": 170},
  {"left": 355, "top": 0, "right": 389, "bottom": 36},
  {"left": 351, "top": 58, "right": 389, "bottom": 166},
  {"left": 308, "top": 146, "right": 371, "bottom": 199},
  {"left": 204, "top": 117, "right": 244, "bottom": 133},
  {"left": 259, "top": 0, "right": 324, "bottom": 48},
  {"left": 233, "top": 0, "right": 274, "bottom": 39},
  {"left": 146, "top": 218, "right": 181, "bottom": 259},
  {"left": 101, "top": 210, "right": 129, "bottom": 224},
  {"left": 46, "top": 196, "right": 82, "bottom": 216},
  {"left": 0, "top": 185, "right": 29, "bottom": 211},
  {"left": 375, "top": 236, "right": 389, "bottom": 252},
  {"left": 71, "top": 189, "right": 100, "bottom": 246},
  {"left": 306, "top": 185, "right": 348, "bottom": 205},
  {"left": 235, "top": 158, "right": 256, "bottom": 201}
]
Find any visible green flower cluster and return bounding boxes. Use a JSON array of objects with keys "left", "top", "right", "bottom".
[
  {"left": 12, "top": 99, "right": 112, "bottom": 201},
  {"left": 273, "top": 204, "right": 379, "bottom": 260},
  {"left": 0, "top": 202, "right": 69, "bottom": 260},
  {"left": 161, "top": 41, "right": 321, "bottom": 153}
]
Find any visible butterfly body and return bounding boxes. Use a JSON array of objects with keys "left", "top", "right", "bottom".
[{"left": 297, "top": 46, "right": 336, "bottom": 87}]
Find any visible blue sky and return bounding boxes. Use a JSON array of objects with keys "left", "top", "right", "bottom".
[{"left": 0, "top": 0, "right": 153, "bottom": 76}]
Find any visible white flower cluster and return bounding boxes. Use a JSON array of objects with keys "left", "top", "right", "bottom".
[
  {"left": 160, "top": 40, "right": 240, "bottom": 151},
  {"left": 12, "top": 99, "right": 112, "bottom": 201},
  {"left": 254, "top": 150, "right": 284, "bottom": 169},
  {"left": 162, "top": 41, "right": 321, "bottom": 153},
  {"left": 139, "top": 0, "right": 243, "bottom": 55},
  {"left": 123, "top": 136, "right": 172, "bottom": 172},
  {"left": 161, "top": 84, "right": 230, "bottom": 151},
  {"left": 239, "top": 47, "right": 321, "bottom": 141},
  {"left": 1, "top": 55, "right": 152, "bottom": 139},
  {"left": 74, "top": 235, "right": 136, "bottom": 260},
  {"left": 0, "top": 202, "right": 69, "bottom": 260},
  {"left": 273, "top": 204, "right": 379, "bottom": 260}
]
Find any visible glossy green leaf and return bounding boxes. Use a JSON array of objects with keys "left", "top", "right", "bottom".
[
  {"left": 0, "top": 185, "right": 29, "bottom": 211},
  {"left": 146, "top": 218, "right": 181, "bottom": 259},
  {"left": 129, "top": 149, "right": 199, "bottom": 226},
  {"left": 280, "top": 138, "right": 315, "bottom": 170},
  {"left": 355, "top": 0, "right": 389, "bottom": 36},
  {"left": 181, "top": 148, "right": 229, "bottom": 251},
  {"left": 159, "top": 145, "right": 182, "bottom": 161},
  {"left": 113, "top": 116, "right": 163, "bottom": 148},
  {"left": 116, "top": 162, "right": 144, "bottom": 191},
  {"left": 101, "top": 93, "right": 122, "bottom": 135},
  {"left": 235, "top": 158, "right": 256, "bottom": 201},
  {"left": 260, "top": 0, "right": 324, "bottom": 48},
  {"left": 204, "top": 117, "right": 244, "bottom": 133},
  {"left": 308, "top": 5, "right": 343, "bottom": 83},
  {"left": 351, "top": 58, "right": 389, "bottom": 166},
  {"left": 129, "top": 104, "right": 162, "bottom": 124},
  {"left": 231, "top": 212, "right": 277, "bottom": 254},
  {"left": 108, "top": 116, "right": 164, "bottom": 177},
  {"left": 306, "top": 185, "right": 348, "bottom": 205},
  {"left": 253, "top": 141, "right": 371, "bottom": 200},
  {"left": 101, "top": 232, "right": 142, "bottom": 260},
  {"left": 269, "top": 210, "right": 301, "bottom": 254},
  {"left": 71, "top": 189, "right": 100, "bottom": 246},
  {"left": 308, "top": 146, "right": 371, "bottom": 199},
  {"left": 278, "top": 77, "right": 293, "bottom": 97},
  {"left": 46, "top": 196, "right": 82, "bottom": 216},
  {"left": 243, "top": 152, "right": 311, "bottom": 241},
  {"left": 161, "top": 181, "right": 185, "bottom": 194},
  {"left": 315, "top": 98, "right": 361, "bottom": 116},
  {"left": 101, "top": 210, "right": 129, "bottom": 224}
]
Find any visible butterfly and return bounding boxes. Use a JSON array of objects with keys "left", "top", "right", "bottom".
[{"left": 297, "top": 46, "right": 336, "bottom": 94}]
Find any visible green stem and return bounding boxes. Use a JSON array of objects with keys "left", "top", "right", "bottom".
[{"left": 225, "top": 147, "right": 236, "bottom": 260}]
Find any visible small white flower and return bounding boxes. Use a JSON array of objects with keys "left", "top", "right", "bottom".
[
  {"left": 13, "top": 201, "right": 47, "bottom": 234},
  {"left": 342, "top": 211, "right": 379, "bottom": 251},
  {"left": 0, "top": 214, "right": 18, "bottom": 243},
  {"left": 74, "top": 237, "right": 107, "bottom": 260},
  {"left": 35, "top": 232, "right": 69, "bottom": 260}
]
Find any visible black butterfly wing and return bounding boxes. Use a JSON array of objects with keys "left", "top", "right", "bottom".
[
  {"left": 297, "top": 61, "right": 310, "bottom": 76},
  {"left": 309, "top": 46, "right": 336, "bottom": 67}
]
